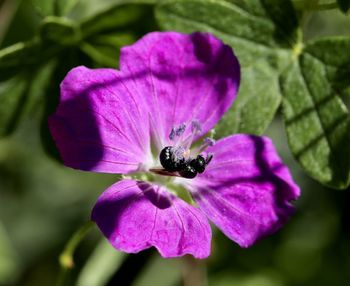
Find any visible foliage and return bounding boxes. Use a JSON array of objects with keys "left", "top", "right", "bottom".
[
  {"left": 155, "top": 0, "right": 350, "bottom": 189},
  {"left": 2, "top": 0, "right": 349, "bottom": 189},
  {"left": 1, "top": 0, "right": 350, "bottom": 285}
]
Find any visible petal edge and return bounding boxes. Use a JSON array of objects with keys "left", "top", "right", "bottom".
[
  {"left": 190, "top": 134, "right": 300, "bottom": 247},
  {"left": 92, "top": 179, "right": 212, "bottom": 258}
]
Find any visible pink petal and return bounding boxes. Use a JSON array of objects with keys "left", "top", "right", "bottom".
[
  {"left": 91, "top": 179, "right": 211, "bottom": 259},
  {"left": 49, "top": 66, "right": 151, "bottom": 174},
  {"left": 190, "top": 135, "right": 300, "bottom": 248},
  {"left": 119, "top": 32, "right": 240, "bottom": 147}
]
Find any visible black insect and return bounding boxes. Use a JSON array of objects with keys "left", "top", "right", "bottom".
[
  {"left": 159, "top": 147, "right": 212, "bottom": 179},
  {"left": 179, "top": 164, "right": 197, "bottom": 179},
  {"left": 190, "top": 155, "right": 206, "bottom": 173},
  {"left": 159, "top": 146, "right": 185, "bottom": 171}
]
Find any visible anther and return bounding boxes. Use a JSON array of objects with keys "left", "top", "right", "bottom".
[
  {"left": 169, "top": 123, "right": 186, "bottom": 140},
  {"left": 160, "top": 120, "right": 213, "bottom": 179},
  {"left": 191, "top": 120, "right": 202, "bottom": 134},
  {"left": 204, "top": 137, "right": 215, "bottom": 147}
]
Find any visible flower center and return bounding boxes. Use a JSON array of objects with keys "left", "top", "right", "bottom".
[{"left": 158, "top": 121, "right": 214, "bottom": 179}]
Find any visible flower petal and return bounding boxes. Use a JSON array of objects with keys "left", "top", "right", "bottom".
[
  {"left": 119, "top": 32, "right": 240, "bottom": 147},
  {"left": 91, "top": 179, "right": 211, "bottom": 259},
  {"left": 49, "top": 66, "right": 152, "bottom": 174},
  {"left": 190, "top": 135, "right": 300, "bottom": 248}
]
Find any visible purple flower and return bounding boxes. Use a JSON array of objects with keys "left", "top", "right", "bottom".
[{"left": 49, "top": 32, "right": 300, "bottom": 259}]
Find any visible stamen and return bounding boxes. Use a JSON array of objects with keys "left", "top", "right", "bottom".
[
  {"left": 172, "top": 146, "right": 186, "bottom": 160},
  {"left": 176, "top": 123, "right": 186, "bottom": 136},
  {"left": 192, "top": 137, "right": 216, "bottom": 155},
  {"left": 204, "top": 137, "right": 216, "bottom": 147},
  {"left": 180, "top": 120, "right": 202, "bottom": 150},
  {"left": 169, "top": 123, "right": 186, "bottom": 140},
  {"left": 191, "top": 120, "right": 202, "bottom": 135},
  {"left": 169, "top": 129, "right": 176, "bottom": 141},
  {"left": 160, "top": 120, "right": 214, "bottom": 179}
]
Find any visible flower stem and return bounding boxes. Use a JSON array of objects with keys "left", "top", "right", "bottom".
[
  {"left": 181, "top": 256, "right": 207, "bottom": 286},
  {"left": 56, "top": 221, "right": 95, "bottom": 286}
]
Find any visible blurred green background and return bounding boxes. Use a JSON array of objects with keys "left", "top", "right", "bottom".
[{"left": 0, "top": 0, "right": 350, "bottom": 285}]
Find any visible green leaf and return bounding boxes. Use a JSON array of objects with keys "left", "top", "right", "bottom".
[
  {"left": 0, "top": 75, "right": 29, "bottom": 137},
  {"left": 304, "top": 38, "right": 350, "bottom": 97},
  {"left": 76, "top": 240, "right": 126, "bottom": 286},
  {"left": 40, "top": 16, "right": 81, "bottom": 45},
  {"left": 69, "top": 0, "right": 157, "bottom": 22},
  {"left": 80, "top": 33, "right": 136, "bottom": 67},
  {"left": 281, "top": 45, "right": 350, "bottom": 189},
  {"left": 80, "top": 42, "right": 119, "bottom": 67},
  {"left": 56, "top": 0, "right": 80, "bottom": 16},
  {"left": 30, "top": 0, "right": 79, "bottom": 16},
  {"left": 0, "top": 40, "right": 59, "bottom": 81},
  {"left": 156, "top": 0, "right": 299, "bottom": 66},
  {"left": 337, "top": 0, "right": 350, "bottom": 13},
  {"left": 40, "top": 48, "right": 88, "bottom": 160},
  {"left": 30, "top": 0, "right": 55, "bottom": 16},
  {"left": 0, "top": 41, "right": 39, "bottom": 81},
  {"left": 216, "top": 61, "right": 282, "bottom": 136},
  {"left": 0, "top": 222, "right": 20, "bottom": 284},
  {"left": 156, "top": 0, "right": 350, "bottom": 188},
  {"left": 24, "top": 60, "right": 57, "bottom": 117},
  {"left": 156, "top": 0, "right": 300, "bottom": 135},
  {"left": 0, "top": 61, "right": 56, "bottom": 138},
  {"left": 81, "top": 3, "right": 155, "bottom": 38}
]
